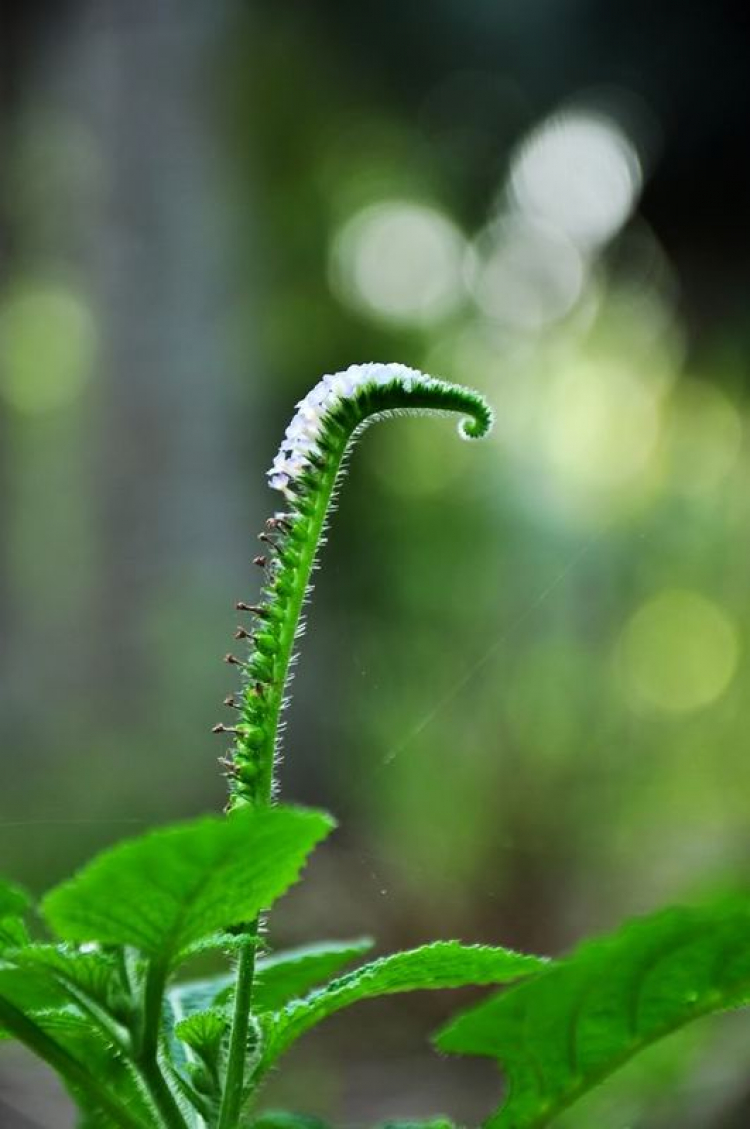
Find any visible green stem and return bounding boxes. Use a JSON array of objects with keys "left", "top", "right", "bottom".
[
  {"left": 141, "top": 1057, "right": 188, "bottom": 1129},
  {"left": 256, "top": 452, "right": 342, "bottom": 802},
  {"left": 219, "top": 455, "right": 343, "bottom": 1127},
  {"left": 216, "top": 931, "right": 257, "bottom": 1129},
  {"left": 0, "top": 995, "right": 148, "bottom": 1129},
  {"left": 138, "top": 959, "right": 188, "bottom": 1129}
]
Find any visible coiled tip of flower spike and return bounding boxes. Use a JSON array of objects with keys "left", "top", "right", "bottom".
[{"left": 458, "top": 400, "right": 494, "bottom": 441}]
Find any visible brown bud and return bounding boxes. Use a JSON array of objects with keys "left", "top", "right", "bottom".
[{"left": 238, "top": 602, "right": 267, "bottom": 617}]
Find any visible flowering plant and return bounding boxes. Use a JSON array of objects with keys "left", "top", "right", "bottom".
[{"left": 0, "top": 364, "right": 748, "bottom": 1129}]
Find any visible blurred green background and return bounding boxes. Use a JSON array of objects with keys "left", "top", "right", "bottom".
[{"left": 2, "top": 1, "right": 750, "bottom": 1125}]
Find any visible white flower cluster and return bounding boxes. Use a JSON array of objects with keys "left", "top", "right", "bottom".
[{"left": 267, "top": 362, "right": 442, "bottom": 495}]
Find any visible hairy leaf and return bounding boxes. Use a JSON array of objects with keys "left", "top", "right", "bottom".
[
  {"left": 43, "top": 806, "right": 333, "bottom": 964},
  {"left": 0, "top": 964, "right": 70, "bottom": 1020},
  {"left": 0, "top": 974, "right": 82, "bottom": 1044},
  {"left": 252, "top": 937, "right": 375, "bottom": 1011},
  {"left": 0, "top": 996, "right": 152, "bottom": 1128},
  {"left": 12, "top": 945, "right": 122, "bottom": 1011},
  {"left": 261, "top": 942, "right": 545, "bottom": 1070},
  {"left": 435, "top": 898, "right": 750, "bottom": 1129},
  {"left": 177, "top": 929, "right": 258, "bottom": 963},
  {"left": 168, "top": 937, "right": 374, "bottom": 1026},
  {"left": 169, "top": 973, "right": 234, "bottom": 1027},
  {"left": 175, "top": 1007, "right": 227, "bottom": 1056}
]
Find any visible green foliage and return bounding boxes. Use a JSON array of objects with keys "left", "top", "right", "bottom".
[
  {"left": 260, "top": 942, "right": 546, "bottom": 1072},
  {"left": 0, "top": 963, "right": 70, "bottom": 1024},
  {"left": 0, "top": 914, "right": 29, "bottom": 949},
  {"left": 251, "top": 937, "right": 375, "bottom": 1011},
  {"left": 374, "top": 1122, "right": 454, "bottom": 1129},
  {"left": 175, "top": 1007, "right": 228, "bottom": 1057},
  {"left": 13, "top": 945, "right": 123, "bottom": 1011},
  {"left": 168, "top": 972, "right": 234, "bottom": 1025},
  {"left": 249, "top": 1115, "right": 330, "bottom": 1129},
  {"left": 0, "top": 993, "right": 152, "bottom": 1128},
  {"left": 0, "top": 876, "right": 31, "bottom": 917},
  {"left": 1, "top": 367, "right": 748, "bottom": 1129},
  {"left": 43, "top": 806, "right": 333, "bottom": 964},
  {"left": 0, "top": 877, "right": 31, "bottom": 952},
  {"left": 166, "top": 938, "right": 375, "bottom": 1047},
  {"left": 436, "top": 897, "right": 750, "bottom": 1128}
]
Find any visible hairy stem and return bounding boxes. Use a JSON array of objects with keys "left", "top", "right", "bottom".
[
  {"left": 138, "top": 959, "right": 188, "bottom": 1129},
  {"left": 216, "top": 930, "right": 258, "bottom": 1129},
  {"left": 254, "top": 452, "right": 342, "bottom": 802},
  {"left": 219, "top": 456, "right": 341, "bottom": 1127}
]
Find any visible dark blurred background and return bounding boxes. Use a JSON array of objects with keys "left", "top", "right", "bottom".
[{"left": 1, "top": 1, "right": 750, "bottom": 1125}]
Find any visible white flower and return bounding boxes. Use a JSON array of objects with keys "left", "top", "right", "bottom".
[{"left": 267, "top": 363, "right": 446, "bottom": 495}]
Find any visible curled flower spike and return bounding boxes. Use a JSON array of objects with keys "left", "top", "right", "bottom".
[
  {"left": 225, "top": 362, "right": 493, "bottom": 807},
  {"left": 267, "top": 362, "right": 492, "bottom": 495}
]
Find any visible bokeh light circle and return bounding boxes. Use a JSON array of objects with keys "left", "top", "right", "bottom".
[
  {"left": 618, "top": 589, "right": 740, "bottom": 713},
  {"left": 330, "top": 200, "right": 466, "bottom": 326},
  {"left": 510, "top": 109, "right": 642, "bottom": 249},
  {"left": 542, "top": 358, "right": 661, "bottom": 492},
  {"left": 470, "top": 216, "right": 586, "bottom": 331}
]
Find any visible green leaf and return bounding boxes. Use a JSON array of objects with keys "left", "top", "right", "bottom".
[
  {"left": 43, "top": 806, "right": 334, "bottom": 966},
  {"left": 0, "top": 964, "right": 70, "bottom": 1019},
  {"left": 0, "top": 879, "right": 32, "bottom": 955},
  {"left": 253, "top": 937, "right": 375, "bottom": 1011},
  {"left": 435, "top": 897, "right": 750, "bottom": 1129},
  {"left": 250, "top": 1114, "right": 330, "bottom": 1129},
  {"left": 12, "top": 945, "right": 122, "bottom": 1012},
  {"left": 0, "top": 947, "right": 130, "bottom": 1054},
  {"left": 77, "top": 1112, "right": 127, "bottom": 1129},
  {"left": 0, "top": 877, "right": 31, "bottom": 919},
  {"left": 261, "top": 942, "right": 545, "bottom": 1071},
  {"left": 168, "top": 937, "right": 374, "bottom": 1026},
  {"left": 174, "top": 1007, "right": 228, "bottom": 1057},
  {"left": 177, "top": 930, "right": 259, "bottom": 963},
  {"left": 0, "top": 989, "right": 70, "bottom": 1043},
  {"left": 0, "top": 916, "right": 29, "bottom": 950},
  {"left": 0, "top": 996, "right": 152, "bottom": 1128},
  {"left": 169, "top": 972, "right": 234, "bottom": 1026},
  {"left": 374, "top": 1121, "right": 454, "bottom": 1129},
  {"left": 77, "top": 1113, "right": 118, "bottom": 1129}
]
